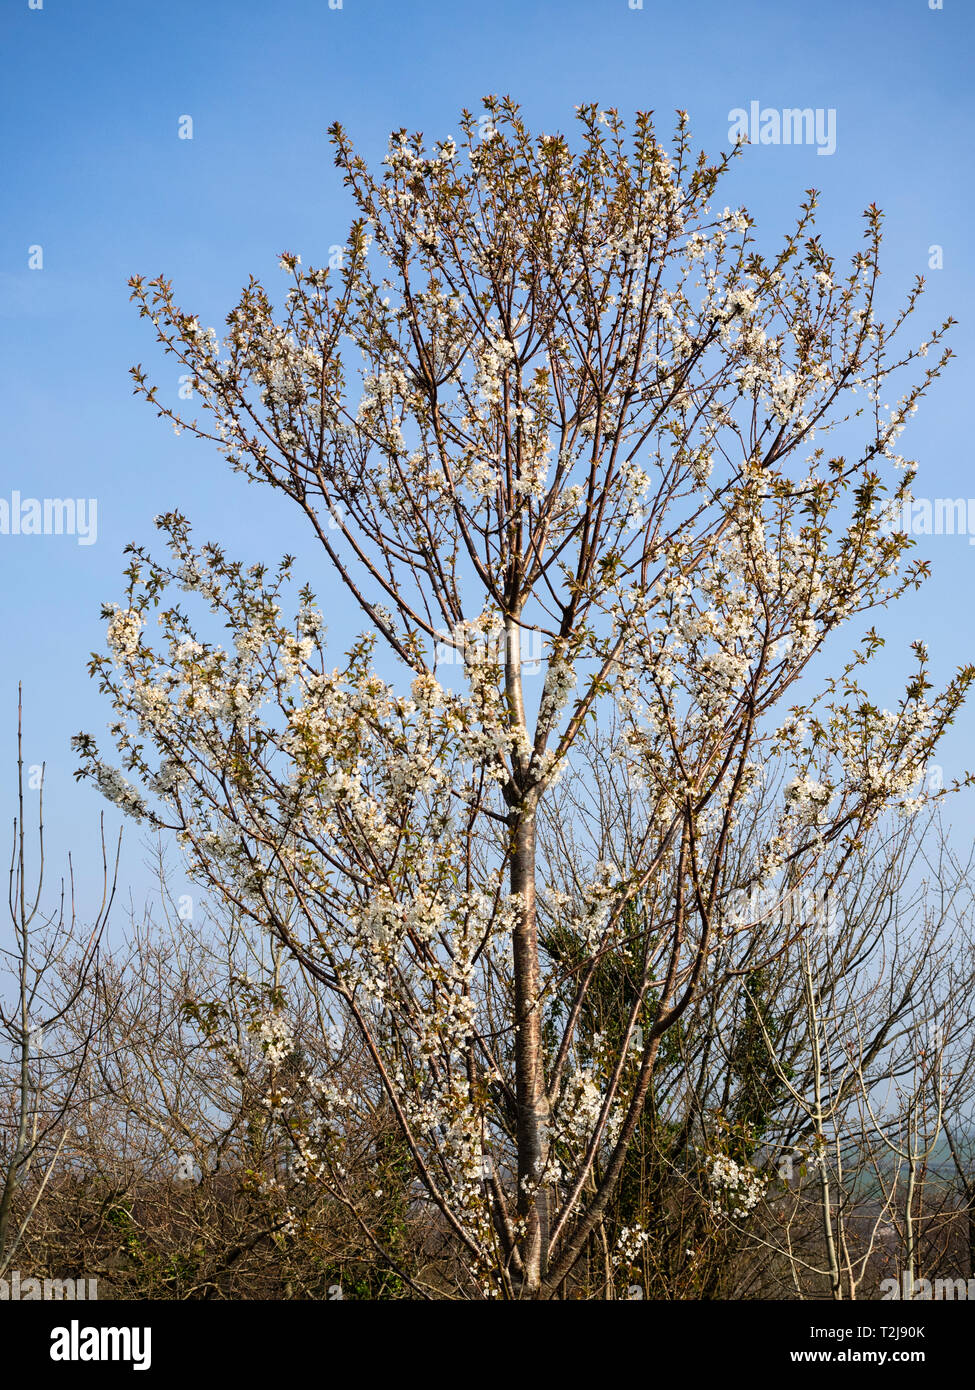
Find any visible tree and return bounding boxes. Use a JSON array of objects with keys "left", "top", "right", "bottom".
[
  {"left": 0, "top": 689, "right": 115, "bottom": 1276},
  {"left": 75, "top": 98, "right": 971, "bottom": 1298}
]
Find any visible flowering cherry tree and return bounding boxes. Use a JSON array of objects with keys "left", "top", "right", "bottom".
[{"left": 75, "top": 99, "right": 972, "bottom": 1297}]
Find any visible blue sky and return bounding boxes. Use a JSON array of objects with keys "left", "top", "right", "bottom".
[{"left": 1, "top": 0, "right": 972, "bottom": 912}]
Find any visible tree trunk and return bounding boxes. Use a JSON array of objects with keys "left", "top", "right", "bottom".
[{"left": 511, "top": 802, "right": 550, "bottom": 1296}]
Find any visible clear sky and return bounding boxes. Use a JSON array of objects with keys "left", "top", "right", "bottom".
[{"left": 1, "top": 0, "right": 973, "bottom": 914}]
